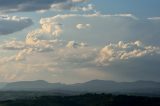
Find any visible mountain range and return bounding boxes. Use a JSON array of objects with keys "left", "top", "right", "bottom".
[{"left": 0, "top": 80, "right": 160, "bottom": 96}]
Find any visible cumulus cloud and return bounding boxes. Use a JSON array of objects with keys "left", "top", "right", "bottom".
[
  {"left": 96, "top": 41, "right": 160, "bottom": 66},
  {"left": 26, "top": 21, "right": 63, "bottom": 45},
  {"left": 0, "top": 15, "right": 33, "bottom": 35}
]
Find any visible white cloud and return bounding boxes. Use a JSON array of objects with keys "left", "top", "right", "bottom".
[
  {"left": 51, "top": 2, "right": 74, "bottom": 11},
  {"left": 0, "top": 15, "right": 33, "bottom": 35},
  {"left": 1, "top": 40, "right": 25, "bottom": 50},
  {"left": 71, "top": 4, "right": 95, "bottom": 11},
  {"left": 40, "top": 13, "right": 136, "bottom": 19},
  {"left": 0, "top": 0, "right": 90, "bottom": 14},
  {"left": 51, "top": 3, "right": 94, "bottom": 12},
  {"left": 96, "top": 41, "right": 160, "bottom": 66},
  {"left": 80, "top": 4, "right": 95, "bottom": 11},
  {"left": 76, "top": 23, "right": 91, "bottom": 29},
  {"left": 26, "top": 22, "right": 63, "bottom": 45},
  {"left": 148, "top": 17, "right": 160, "bottom": 20}
]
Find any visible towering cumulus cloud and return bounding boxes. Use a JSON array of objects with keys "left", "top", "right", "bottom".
[{"left": 26, "top": 18, "right": 63, "bottom": 45}]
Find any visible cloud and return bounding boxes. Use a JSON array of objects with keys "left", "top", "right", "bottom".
[
  {"left": 14, "top": 39, "right": 64, "bottom": 61},
  {"left": 51, "top": 3, "right": 94, "bottom": 11},
  {"left": 37, "top": 13, "right": 136, "bottom": 40},
  {"left": 15, "top": 48, "right": 33, "bottom": 61},
  {"left": 148, "top": 17, "right": 160, "bottom": 20},
  {"left": 0, "top": 42, "right": 97, "bottom": 82},
  {"left": 50, "top": 0, "right": 94, "bottom": 12},
  {"left": 0, "top": 15, "right": 33, "bottom": 35},
  {"left": 76, "top": 23, "right": 91, "bottom": 29},
  {"left": 26, "top": 22, "right": 63, "bottom": 45},
  {"left": 14, "top": 40, "right": 88, "bottom": 61},
  {"left": 66, "top": 41, "right": 87, "bottom": 48},
  {"left": 71, "top": 0, "right": 89, "bottom": 3},
  {"left": 51, "top": 2, "right": 74, "bottom": 11},
  {"left": 0, "top": 12, "right": 160, "bottom": 83},
  {"left": 96, "top": 41, "right": 160, "bottom": 66},
  {"left": 40, "top": 13, "right": 160, "bottom": 46},
  {"left": 0, "top": 39, "right": 160, "bottom": 82},
  {"left": 0, "top": 0, "right": 65, "bottom": 13},
  {"left": 80, "top": 4, "right": 95, "bottom": 11},
  {"left": 38, "top": 13, "right": 153, "bottom": 46},
  {"left": 1, "top": 40, "right": 25, "bottom": 50},
  {"left": 0, "top": 0, "right": 92, "bottom": 13}
]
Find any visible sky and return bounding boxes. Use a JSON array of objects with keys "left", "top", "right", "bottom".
[{"left": 0, "top": 0, "right": 160, "bottom": 83}]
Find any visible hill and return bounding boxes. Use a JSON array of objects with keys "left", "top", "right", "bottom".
[{"left": 1, "top": 80, "right": 160, "bottom": 96}]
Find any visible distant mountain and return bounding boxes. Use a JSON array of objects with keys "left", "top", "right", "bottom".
[
  {"left": 1, "top": 80, "right": 160, "bottom": 96},
  {"left": 61, "top": 80, "right": 160, "bottom": 95},
  {"left": 1, "top": 80, "right": 66, "bottom": 91}
]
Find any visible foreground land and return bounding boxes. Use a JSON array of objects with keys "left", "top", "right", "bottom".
[{"left": 0, "top": 93, "right": 160, "bottom": 106}]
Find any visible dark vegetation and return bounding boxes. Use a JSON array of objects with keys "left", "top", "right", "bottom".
[{"left": 0, "top": 93, "right": 160, "bottom": 106}]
